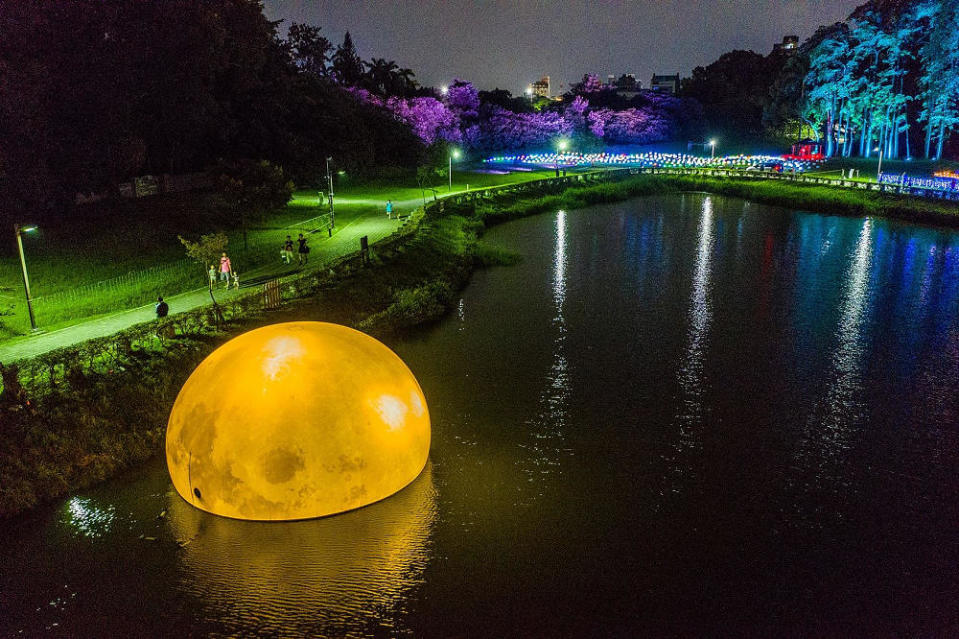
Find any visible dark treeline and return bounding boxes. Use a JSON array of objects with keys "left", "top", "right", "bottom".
[
  {"left": 0, "top": 0, "right": 424, "bottom": 221},
  {"left": 0, "top": 0, "right": 706, "bottom": 226},
  {"left": 683, "top": 0, "right": 959, "bottom": 160}
]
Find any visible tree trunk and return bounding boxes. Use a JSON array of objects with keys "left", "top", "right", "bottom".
[
  {"left": 826, "top": 108, "right": 835, "bottom": 157},
  {"left": 936, "top": 121, "right": 946, "bottom": 160},
  {"left": 859, "top": 112, "right": 871, "bottom": 158},
  {"left": 924, "top": 97, "right": 935, "bottom": 159},
  {"left": 893, "top": 113, "right": 900, "bottom": 158},
  {"left": 904, "top": 119, "right": 911, "bottom": 160}
]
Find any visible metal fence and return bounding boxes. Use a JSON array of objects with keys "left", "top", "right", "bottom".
[
  {"left": 31, "top": 211, "right": 336, "bottom": 312},
  {"left": 634, "top": 166, "right": 959, "bottom": 201}
]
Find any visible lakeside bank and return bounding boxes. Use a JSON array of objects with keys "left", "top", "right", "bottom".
[{"left": 2, "top": 169, "right": 956, "bottom": 517}]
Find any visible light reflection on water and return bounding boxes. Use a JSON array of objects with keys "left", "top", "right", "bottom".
[
  {"left": 791, "top": 219, "right": 874, "bottom": 508},
  {"left": 61, "top": 496, "right": 117, "bottom": 539},
  {"left": 166, "top": 464, "right": 437, "bottom": 638},
  {"left": 517, "top": 209, "right": 571, "bottom": 502},
  {"left": 3, "top": 194, "right": 959, "bottom": 637},
  {"left": 664, "top": 196, "right": 714, "bottom": 495}
]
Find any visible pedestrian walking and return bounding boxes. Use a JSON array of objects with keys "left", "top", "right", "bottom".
[
  {"left": 219, "top": 252, "right": 232, "bottom": 288},
  {"left": 155, "top": 296, "right": 169, "bottom": 318},
  {"left": 208, "top": 264, "right": 217, "bottom": 290},
  {"left": 297, "top": 233, "right": 310, "bottom": 265},
  {"left": 231, "top": 270, "right": 240, "bottom": 289},
  {"left": 282, "top": 235, "right": 294, "bottom": 264},
  {"left": 385, "top": 199, "right": 394, "bottom": 219}
]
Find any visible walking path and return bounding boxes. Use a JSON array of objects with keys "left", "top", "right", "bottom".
[{"left": 0, "top": 197, "right": 421, "bottom": 363}]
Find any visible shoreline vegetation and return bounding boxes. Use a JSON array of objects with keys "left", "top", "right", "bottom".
[{"left": 1, "top": 170, "right": 957, "bottom": 518}]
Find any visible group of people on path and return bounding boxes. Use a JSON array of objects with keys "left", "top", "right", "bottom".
[
  {"left": 159, "top": 201, "right": 405, "bottom": 320},
  {"left": 281, "top": 233, "right": 310, "bottom": 265},
  {"left": 158, "top": 251, "right": 238, "bottom": 319},
  {"left": 209, "top": 252, "right": 240, "bottom": 290}
]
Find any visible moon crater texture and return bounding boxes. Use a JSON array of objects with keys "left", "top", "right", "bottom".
[{"left": 166, "top": 322, "right": 431, "bottom": 521}]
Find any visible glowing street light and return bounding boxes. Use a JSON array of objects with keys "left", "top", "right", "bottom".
[
  {"left": 709, "top": 139, "right": 716, "bottom": 160},
  {"left": 14, "top": 223, "right": 38, "bottom": 331},
  {"left": 555, "top": 139, "right": 569, "bottom": 174},
  {"left": 439, "top": 85, "right": 448, "bottom": 96},
  {"left": 525, "top": 85, "right": 533, "bottom": 98},
  {"left": 449, "top": 148, "right": 462, "bottom": 192}
]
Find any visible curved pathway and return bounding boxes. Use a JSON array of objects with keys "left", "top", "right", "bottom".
[{"left": 0, "top": 197, "right": 423, "bottom": 363}]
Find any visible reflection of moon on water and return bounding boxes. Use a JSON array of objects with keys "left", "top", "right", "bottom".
[
  {"left": 166, "top": 322, "right": 431, "bottom": 521},
  {"left": 167, "top": 463, "right": 437, "bottom": 636}
]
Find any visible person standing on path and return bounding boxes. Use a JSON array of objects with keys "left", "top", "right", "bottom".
[
  {"left": 386, "top": 199, "right": 393, "bottom": 219},
  {"left": 219, "top": 252, "right": 232, "bottom": 288},
  {"left": 155, "top": 296, "right": 169, "bottom": 318},
  {"left": 283, "top": 235, "right": 294, "bottom": 264},
  {"left": 208, "top": 264, "right": 217, "bottom": 290},
  {"left": 297, "top": 233, "right": 309, "bottom": 265}
]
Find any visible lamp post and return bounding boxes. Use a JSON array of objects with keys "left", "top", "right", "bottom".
[
  {"left": 876, "top": 144, "right": 884, "bottom": 183},
  {"left": 556, "top": 139, "right": 568, "bottom": 175},
  {"left": 709, "top": 139, "right": 716, "bottom": 161},
  {"left": 14, "top": 224, "right": 38, "bottom": 331},
  {"left": 449, "top": 148, "right": 461, "bottom": 191},
  {"left": 325, "top": 156, "right": 335, "bottom": 227}
]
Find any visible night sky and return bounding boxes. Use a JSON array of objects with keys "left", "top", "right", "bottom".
[{"left": 262, "top": 0, "right": 864, "bottom": 94}]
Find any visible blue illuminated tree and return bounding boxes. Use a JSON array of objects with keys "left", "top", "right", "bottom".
[{"left": 917, "top": 0, "right": 959, "bottom": 159}]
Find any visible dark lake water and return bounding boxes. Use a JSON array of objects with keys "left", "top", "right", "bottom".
[{"left": 2, "top": 193, "right": 959, "bottom": 637}]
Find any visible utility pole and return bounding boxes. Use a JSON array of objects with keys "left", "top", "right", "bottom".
[{"left": 326, "top": 156, "right": 335, "bottom": 227}]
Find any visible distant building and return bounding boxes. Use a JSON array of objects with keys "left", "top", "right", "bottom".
[
  {"left": 650, "top": 74, "right": 680, "bottom": 94},
  {"left": 617, "top": 73, "right": 639, "bottom": 91},
  {"left": 607, "top": 74, "right": 616, "bottom": 86},
  {"left": 773, "top": 35, "right": 800, "bottom": 53},
  {"left": 532, "top": 75, "right": 550, "bottom": 98}
]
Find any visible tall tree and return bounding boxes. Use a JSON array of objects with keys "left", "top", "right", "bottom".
[
  {"left": 917, "top": 0, "right": 959, "bottom": 159},
  {"left": 287, "top": 22, "right": 333, "bottom": 77},
  {"left": 682, "top": 49, "right": 788, "bottom": 142},
  {"left": 362, "top": 58, "right": 417, "bottom": 97},
  {"left": 331, "top": 32, "right": 364, "bottom": 85}
]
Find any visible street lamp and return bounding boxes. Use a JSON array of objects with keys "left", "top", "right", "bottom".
[
  {"left": 709, "top": 139, "right": 716, "bottom": 160},
  {"left": 440, "top": 85, "right": 449, "bottom": 96},
  {"left": 14, "top": 224, "right": 38, "bottom": 331},
  {"left": 555, "top": 139, "right": 568, "bottom": 175},
  {"left": 449, "top": 148, "right": 461, "bottom": 191},
  {"left": 325, "top": 156, "right": 335, "bottom": 227}
]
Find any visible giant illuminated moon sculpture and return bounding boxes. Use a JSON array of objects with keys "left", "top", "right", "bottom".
[{"left": 166, "top": 322, "right": 431, "bottom": 520}]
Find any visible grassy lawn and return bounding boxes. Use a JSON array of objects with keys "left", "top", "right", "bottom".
[
  {"left": 0, "top": 168, "right": 559, "bottom": 339},
  {"left": 810, "top": 156, "right": 959, "bottom": 183}
]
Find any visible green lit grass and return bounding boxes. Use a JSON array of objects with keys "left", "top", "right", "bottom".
[{"left": 0, "top": 169, "right": 558, "bottom": 339}]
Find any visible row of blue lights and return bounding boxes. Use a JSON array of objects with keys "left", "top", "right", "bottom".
[
  {"left": 879, "top": 173, "right": 959, "bottom": 192},
  {"left": 484, "top": 152, "right": 821, "bottom": 173}
]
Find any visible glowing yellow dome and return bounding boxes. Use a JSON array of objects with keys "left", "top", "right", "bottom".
[{"left": 165, "top": 321, "right": 431, "bottom": 521}]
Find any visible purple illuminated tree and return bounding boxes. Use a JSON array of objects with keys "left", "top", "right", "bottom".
[
  {"left": 386, "top": 96, "right": 461, "bottom": 145},
  {"left": 446, "top": 79, "right": 480, "bottom": 119},
  {"left": 574, "top": 74, "right": 605, "bottom": 95}
]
